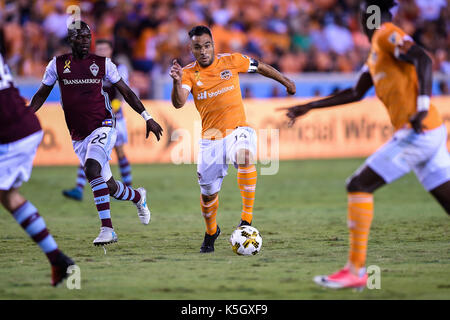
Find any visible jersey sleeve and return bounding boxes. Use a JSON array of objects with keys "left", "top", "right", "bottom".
[
  {"left": 104, "top": 58, "right": 121, "bottom": 84},
  {"left": 42, "top": 57, "right": 58, "bottom": 86},
  {"left": 117, "top": 64, "right": 129, "bottom": 85},
  {"left": 376, "top": 24, "right": 414, "bottom": 59},
  {"left": 231, "top": 53, "right": 259, "bottom": 73},
  {"left": 181, "top": 68, "right": 193, "bottom": 92},
  {"left": 360, "top": 63, "right": 370, "bottom": 76}
]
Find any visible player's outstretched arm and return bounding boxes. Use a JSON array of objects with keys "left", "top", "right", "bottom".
[
  {"left": 398, "top": 44, "right": 432, "bottom": 133},
  {"left": 114, "top": 79, "right": 163, "bottom": 141},
  {"left": 29, "top": 83, "right": 53, "bottom": 113},
  {"left": 281, "top": 71, "right": 373, "bottom": 126},
  {"left": 256, "top": 62, "right": 296, "bottom": 95},
  {"left": 170, "top": 59, "right": 189, "bottom": 109}
]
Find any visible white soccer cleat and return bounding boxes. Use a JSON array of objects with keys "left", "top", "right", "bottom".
[
  {"left": 135, "top": 187, "right": 151, "bottom": 225},
  {"left": 93, "top": 227, "right": 118, "bottom": 246}
]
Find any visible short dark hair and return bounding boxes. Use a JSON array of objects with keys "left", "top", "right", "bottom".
[
  {"left": 96, "top": 39, "right": 113, "bottom": 48},
  {"left": 188, "top": 25, "right": 212, "bottom": 39},
  {"left": 363, "top": 0, "right": 397, "bottom": 13}
]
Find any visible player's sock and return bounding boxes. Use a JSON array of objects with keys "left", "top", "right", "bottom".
[
  {"left": 10, "top": 201, "right": 61, "bottom": 265},
  {"left": 75, "top": 165, "right": 87, "bottom": 192},
  {"left": 347, "top": 192, "right": 374, "bottom": 272},
  {"left": 200, "top": 195, "right": 219, "bottom": 235},
  {"left": 118, "top": 157, "right": 133, "bottom": 187},
  {"left": 113, "top": 180, "right": 141, "bottom": 204},
  {"left": 88, "top": 176, "right": 113, "bottom": 228},
  {"left": 237, "top": 165, "right": 257, "bottom": 224}
]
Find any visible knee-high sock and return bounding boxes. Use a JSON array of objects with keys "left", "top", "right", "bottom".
[
  {"left": 237, "top": 165, "right": 257, "bottom": 224},
  {"left": 200, "top": 195, "right": 219, "bottom": 235},
  {"left": 347, "top": 192, "right": 374, "bottom": 270},
  {"left": 11, "top": 201, "right": 60, "bottom": 264},
  {"left": 88, "top": 176, "right": 113, "bottom": 228},
  {"left": 76, "top": 165, "right": 87, "bottom": 192},
  {"left": 113, "top": 180, "right": 141, "bottom": 203},
  {"left": 118, "top": 157, "right": 133, "bottom": 187}
]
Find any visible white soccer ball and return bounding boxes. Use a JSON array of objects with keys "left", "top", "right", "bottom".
[{"left": 230, "top": 226, "right": 262, "bottom": 256}]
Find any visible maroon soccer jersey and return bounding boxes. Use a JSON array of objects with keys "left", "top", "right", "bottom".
[
  {"left": 43, "top": 53, "right": 120, "bottom": 141},
  {"left": 0, "top": 54, "right": 41, "bottom": 144}
]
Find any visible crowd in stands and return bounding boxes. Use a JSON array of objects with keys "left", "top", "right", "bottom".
[{"left": 1, "top": 0, "right": 449, "bottom": 97}]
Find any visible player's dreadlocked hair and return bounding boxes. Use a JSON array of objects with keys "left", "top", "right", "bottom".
[{"left": 363, "top": 0, "right": 397, "bottom": 12}]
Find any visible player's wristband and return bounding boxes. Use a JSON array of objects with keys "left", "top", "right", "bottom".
[
  {"left": 141, "top": 110, "right": 152, "bottom": 121},
  {"left": 417, "top": 95, "right": 430, "bottom": 112}
]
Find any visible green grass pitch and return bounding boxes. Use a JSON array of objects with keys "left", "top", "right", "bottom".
[{"left": 0, "top": 159, "right": 449, "bottom": 299}]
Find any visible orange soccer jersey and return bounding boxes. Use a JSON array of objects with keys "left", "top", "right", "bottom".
[
  {"left": 367, "top": 22, "right": 442, "bottom": 131},
  {"left": 181, "top": 53, "right": 257, "bottom": 139}
]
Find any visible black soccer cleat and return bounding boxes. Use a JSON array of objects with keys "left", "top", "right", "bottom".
[
  {"left": 51, "top": 251, "right": 75, "bottom": 287},
  {"left": 238, "top": 219, "right": 251, "bottom": 227},
  {"left": 200, "top": 226, "right": 221, "bottom": 253}
]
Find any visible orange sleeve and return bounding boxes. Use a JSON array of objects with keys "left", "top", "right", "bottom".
[
  {"left": 231, "top": 53, "right": 258, "bottom": 73},
  {"left": 376, "top": 24, "right": 414, "bottom": 58},
  {"left": 181, "top": 67, "right": 193, "bottom": 92}
]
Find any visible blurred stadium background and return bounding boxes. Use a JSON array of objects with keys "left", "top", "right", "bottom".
[
  {"left": 1, "top": 0, "right": 449, "bottom": 101},
  {"left": 1, "top": 0, "right": 450, "bottom": 166},
  {"left": 1, "top": 0, "right": 450, "bottom": 300}
]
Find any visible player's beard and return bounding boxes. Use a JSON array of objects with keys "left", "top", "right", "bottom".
[{"left": 198, "top": 55, "right": 214, "bottom": 68}]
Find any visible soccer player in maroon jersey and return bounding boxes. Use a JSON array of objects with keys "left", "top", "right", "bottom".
[
  {"left": 62, "top": 39, "right": 134, "bottom": 201},
  {"left": 0, "top": 38, "right": 74, "bottom": 286},
  {"left": 30, "top": 21, "right": 163, "bottom": 246}
]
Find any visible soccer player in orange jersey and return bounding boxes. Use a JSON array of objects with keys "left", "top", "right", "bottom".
[
  {"left": 170, "top": 25, "right": 296, "bottom": 253},
  {"left": 283, "top": 0, "right": 450, "bottom": 290}
]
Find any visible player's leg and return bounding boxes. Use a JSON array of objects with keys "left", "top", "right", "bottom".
[
  {"left": 197, "top": 139, "right": 227, "bottom": 253},
  {"left": 201, "top": 192, "right": 220, "bottom": 236},
  {"left": 105, "top": 173, "right": 150, "bottom": 225},
  {"left": 235, "top": 148, "right": 257, "bottom": 226},
  {"left": 80, "top": 127, "right": 120, "bottom": 244},
  {"left": 62, "top": 164, "right": 86, "bottom": 201},
  {"left": 414, "top": 125, "right": 450, "bottom": 216},
  {"left": 0, "top": 188, "right": 74, "bottom": 286},
  {"left": 114, "top": 117, "right": 133, "bottom": 186},
  {"left": 199, "top": 191, "right": 221, "bottom": 253},
  {"left": 115, "top": 145, "right": 133, "bottom": 187},
  {"left": 84, "top": 158, "right": 114, "bottom": 228},
  {"left": 346, "top": 165, "right": 386, "bottom": 276},
  {"left": 84, "top": 158, "right": 118, "bottom": 245},
  {"left": 345, "top": 166, "right": 386, "bottom": 273},
  {"left": 0, "top": 189, "right": 53, "bottom": 241},
  {"left": 229, "top": 127, "right": 258, "bottom": 227},
  {"left": 1, "top": 131, "right": 74, "bottom": 285},
  {"left": 430, "top": 181, "right": 450, "bottom": 215},
  {"left": 314, "top": 166, "right": 386, "bottom": 290},
  {"left": 314, "top": 128, "right": 420, "bottom": 289}
]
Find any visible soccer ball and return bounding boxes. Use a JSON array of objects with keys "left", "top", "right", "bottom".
[{"left": 230, "top": 226, "right": 262, "bottom": 256}]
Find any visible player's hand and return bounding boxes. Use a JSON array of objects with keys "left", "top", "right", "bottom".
[
  {"left": 146, "top": 119, "right": 163, "bottom": 141},
  {"left": 169, "top": 59, "right": 183, "bottom": 83},
  {"left": 285, "top": 78, "right": 296, "bottom": 95},
  {"left": 277, "top": 104, "right": 312, "bottom": 127},
  {"left": 409, "top": 111, "right": 428, "bottom": 134}
]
